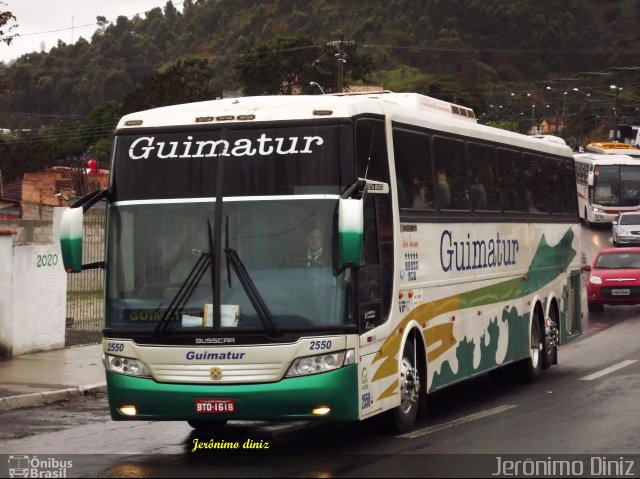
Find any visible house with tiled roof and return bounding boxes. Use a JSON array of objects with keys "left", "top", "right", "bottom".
[{"left": 538, "top": 116, "right": 566, "bottom": 134}]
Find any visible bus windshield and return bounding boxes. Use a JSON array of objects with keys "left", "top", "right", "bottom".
[
  {"left": 593, "top": 165, "right": 640, "bottom": 206},
  {"left": 106, "top": 123, "right": 356, "bottom": 334},
  {"left": 106, "top": 199, "right": 352, "bottom": 333}
]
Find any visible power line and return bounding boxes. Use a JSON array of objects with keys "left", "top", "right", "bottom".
[{"left": 17, "top": 2, "right": 184, "bottom": 38}]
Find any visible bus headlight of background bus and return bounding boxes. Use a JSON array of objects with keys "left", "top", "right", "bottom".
[
  {"left": 103, "top": 354, "right": 151, "bottom": 378},
  {"left": 285, "top": 349, "right": 355, "bottom": 377},
  {"left": 589, "top": 276, "right": 602, "bottom": 285}
]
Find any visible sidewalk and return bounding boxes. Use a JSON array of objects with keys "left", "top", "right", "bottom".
[{"left": 0, "top": 344, "right": 105, "bottom": 413}]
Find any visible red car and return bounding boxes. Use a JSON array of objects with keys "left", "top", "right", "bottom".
[{"left": 582, "top": 247, "right": 640, "bottom": 312}]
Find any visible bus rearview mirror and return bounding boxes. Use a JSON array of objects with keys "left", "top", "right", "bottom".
[
  {"left": 338, "top": 198, "right": 364, "bottom": 269},
  {"left": 60, "top": 207, "right": 84, "bottom": 273}
]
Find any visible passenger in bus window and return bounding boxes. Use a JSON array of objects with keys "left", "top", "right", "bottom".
[
  {"left": 412, "top": 178, "right": 433, "bottom": 209},
  {"left": 470, "top": 175, "right": 487, "bottom": 209},
  {"left": 436, "top": 168, "right": 451, "bottom": 207}
]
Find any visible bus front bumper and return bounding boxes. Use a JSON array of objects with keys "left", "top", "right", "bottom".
[
  {"left": 106, "top": 365, "right": 359, "bottom": 422},
  {"left": 591, "top": 210, "right": 617, "bottom": 223}
]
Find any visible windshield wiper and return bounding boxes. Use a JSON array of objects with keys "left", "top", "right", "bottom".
[
  {"left": 153, "top": 250, "right": 212, "bottom": 337},
  {"left": 224, "top": 217, "right": 280, "bottom": 337}
]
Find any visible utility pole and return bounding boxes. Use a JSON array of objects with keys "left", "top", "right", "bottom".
[
  {"left": 610, "top": 85, "right": 622, "bottom": 141},
  {"left": 326, "top": 40, "right": 352, "bottom": 93},
  {"left": 335, "top": 48, "right": 347, "bottom": 93}
]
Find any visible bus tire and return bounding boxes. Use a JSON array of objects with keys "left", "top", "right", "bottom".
[
  {"left": 588, "top": 301, "right": 604, "bottom": 313},
  {"left": 520, "top": 314, "right": 542, "bottom": 382},
  {"left": 187, "top": 419, "right": 228, "bottom": 431},
  {"left": 388, "top": 338, "right": 422, "bottom": 433},
  {"left": 583, "top": 208, "right": 591, "bottom": 227},
  {"left": 541, "top": 305, "right": 558, "bottom": 370}
]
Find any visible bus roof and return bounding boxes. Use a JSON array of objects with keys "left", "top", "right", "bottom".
[
  {"left": 116, "top": 92, "right": 572, "bottom": 157},
  {"left": 585, "top": 142, "right": 640, "bottom": 156},
  {"left": 574, "top": 153, "right": 640, "bottom": 165}
]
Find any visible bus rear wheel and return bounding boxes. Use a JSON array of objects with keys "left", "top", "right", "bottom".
[
  {"left": 520, "top": 315, "right": 542, "bottom": 382},
  {"left": 187, "top": 419, "right": 228, "bottom": 431},
  {"left": 588, "top": 301, "right": 604, "bottom": 313},
  {"left": 542, "top": 306, "right": 559, "bottom": 370}
]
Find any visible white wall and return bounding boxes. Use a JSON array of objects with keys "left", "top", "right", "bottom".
[
  {"left": 10, "top": 244, "right": 67, "bottom": 355},
  {"left": 0, "top": 216, "right": 67, "bottom": 356},
  {"left": 0, "top": 233, "right": 14, "bottom": 356}
]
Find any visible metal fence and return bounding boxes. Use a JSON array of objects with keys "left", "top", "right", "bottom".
[{"left": 65, "top": 213, "right": 105, "bottom": 347}]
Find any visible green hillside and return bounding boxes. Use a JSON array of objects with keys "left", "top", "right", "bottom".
[{"left": 1, "top": 0, "right": 640, "bottom": 180}]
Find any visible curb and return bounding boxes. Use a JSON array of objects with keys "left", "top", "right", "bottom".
[{"left": 0, "top": 382, "right": 106, "bottom": 413}]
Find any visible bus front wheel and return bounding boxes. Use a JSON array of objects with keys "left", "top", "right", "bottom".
[
  {"left": 388, "top": 338, "right": 423, "bottom": 433},
  {"left": 187, "top": 419, "right": 228, "bottom": 431}
]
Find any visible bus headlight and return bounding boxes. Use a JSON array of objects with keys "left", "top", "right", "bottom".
[
  {"left": 104, "top": 354, "right": 151, "bottom": 378},
  {"left": 285, "top": 349, "right": 355, "bottom": 377},
  {"left": 589, "top": 276, "right": 602, "bottom": 285}
]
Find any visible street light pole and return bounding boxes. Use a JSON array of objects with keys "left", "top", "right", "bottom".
[
  {"left": 335, "top": 49, "right": 347, "bottom": 93},
  {"left": 309, "top": 82, "right": 325, "bottom": 95},
  {"left": 531, "top": 104, "right": 536, "bottom": 134},
  {"left": 610, "top": 85, "right": 622, "bottom": 141},
  {"left": 572, "top": 88, "right": 590, "bottom": 150}
]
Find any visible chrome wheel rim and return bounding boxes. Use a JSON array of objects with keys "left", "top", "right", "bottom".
[
  {"left": 399, "top": 357, "right": 419, "bottom": 414},
  {"left": 531, "top": 320, "right": 541, "bottom": 367}
]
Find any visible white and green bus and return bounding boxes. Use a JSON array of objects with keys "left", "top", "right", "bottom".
[{"left": 61, "top": 92, "right": 582, "bottom": 432}]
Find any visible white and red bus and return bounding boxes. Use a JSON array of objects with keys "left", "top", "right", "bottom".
[{"left": 575, "top": 152, "right": 640, "bottom": 225}]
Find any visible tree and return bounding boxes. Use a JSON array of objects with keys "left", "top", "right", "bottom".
[
  {"left": 121, "top": 57, "right": 218, "bottom": 113},
  {"left": 233, "top": 34, "right": 373, "bottom": 95},
  {"left": 0, "top": 2, "right": 17, "bottom": 45}
]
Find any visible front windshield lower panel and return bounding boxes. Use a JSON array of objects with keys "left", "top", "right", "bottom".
[{"left": 106, "top": 122, "right": 356, "bottom": 339}]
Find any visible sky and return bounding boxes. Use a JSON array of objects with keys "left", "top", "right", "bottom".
[{"left": 0, "top": 0, "right": 176, "bottom": 63}]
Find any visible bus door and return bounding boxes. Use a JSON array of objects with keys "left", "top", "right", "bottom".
[{"left": 353, "top": 118, "right": 394, "bottom": 333}]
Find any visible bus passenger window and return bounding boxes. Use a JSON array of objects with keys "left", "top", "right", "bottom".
[
  {"left": 392, "top": 127, "right": 433, "bottom": 210},
  {"left": 467, "top": 142, "right": 499, "bottom": 211},
  {"left": 433, "top": 137, "right": 467, "bottom": 210},
  {"left": 497, "top": 149, "right": 525, "bottom": 212},
  {"left": 524, "top": 153, "right": 548, "bottom": 213}
]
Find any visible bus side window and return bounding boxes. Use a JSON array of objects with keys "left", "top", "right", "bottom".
[
  {"left": 565, "top": 162, "right": 578, "bottom": 215},
  {"left": 524, "top": 153, "right": 548, "bottom": 213},
  {"left": 497, "top": 148, "right": 525, "bottom": 212},
  {"left": 467, "top": 142, "right": 499, "bottom": 211},
  {"left": 433, "top": 137, "right": 468, "bottom": 211},
  {"left": 392, "top": 127, "right": 433, "bottom": 210},
  {"left": 548, "top": 157, "right": 565, "bottom": 214}
]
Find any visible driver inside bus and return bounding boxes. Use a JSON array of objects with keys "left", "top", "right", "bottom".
[{"left": 284, "top": 227, "right": 330, "bottom": 267}]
